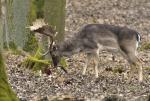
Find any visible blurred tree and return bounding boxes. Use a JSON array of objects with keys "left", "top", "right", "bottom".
[
  {"left": 1, "top": 0, "right": 9, "bottom": 49},
  {"left": 0, "top": 0, "right": 39, "bottom": 53},
  {"left": 10, "top": 0, "right": 30, "bottom": 49},
  {"left": 0, "top": 49, "right": 19, "bottom": 101},
  {"left": 0, "top": 0, "right": 38, "bottom": 52},
  {"left": 0, "top": 0, "right": 3, "bottom": 49}
]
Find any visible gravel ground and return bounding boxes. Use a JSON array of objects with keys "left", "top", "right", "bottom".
[{"left": 6, "top": 0, "right": 150, "bottom": 101}]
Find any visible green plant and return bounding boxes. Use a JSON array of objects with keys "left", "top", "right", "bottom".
[{"left": 140, "top": 43, "right": 150, "bottom": 51}]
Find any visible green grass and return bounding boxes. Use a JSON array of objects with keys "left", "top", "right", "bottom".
[{"left": 140, "top": 42, "right": 150, "bottom": 51}]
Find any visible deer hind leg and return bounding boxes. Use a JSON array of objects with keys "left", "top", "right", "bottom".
[
  {"left": 92, "top": 49, "right": 100, "bottom": 78},
  {"left": 136, "top": 57, "right": 143, "bottom": 82},
  {"left": 93, "top": 56, "right": 99, "bottom": 78}
]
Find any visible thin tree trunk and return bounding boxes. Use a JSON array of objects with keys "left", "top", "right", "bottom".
[
  {"left": 12, "top": 0, "right": 30, "bottom": 48},
  {"left": 2, "top": 0, "right": 35, "bottom": 51},
  {"left": 1, "top": 0, "right": 9, "bottom": 49},
  {"left": 0, "top": 0, "right": 3, "bottom": 49}
]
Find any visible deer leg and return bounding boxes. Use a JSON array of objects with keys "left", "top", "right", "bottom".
[
  {"left": 138, "top": 65, "right": 143, "bottom": 82},
  {"left": 126, "top": 53, "right": 143, "bottom": 82},
  {"left": 136, "top": 57, "right": 143, "bottom": 82},
  {"left": 120, "top": 49, "right": 143, "bottom": 82},
  {"left": 82, "top": 55, "right": 90, "bottom": 75},
  {"left": 93, "top": 48, "right": 100, "bottom": 78},
  {"left": 128, "top": 54, "right": 143, "bottom": 82},
  {"left": 82, "top": 53, "right": 92, "bottom": 75},
  {"left": 129, "top": 61, "right": 143, "bottom": 82},
  {"left": 128, "top": 64, "right": 136, "bottom": 81},
  {"left": 93, "top": 56, "right": 99, "bottom": 78}
]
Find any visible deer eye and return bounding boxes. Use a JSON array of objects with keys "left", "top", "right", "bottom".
[{"left": 53, "top": 45, "right": 58, "bottom": 51}]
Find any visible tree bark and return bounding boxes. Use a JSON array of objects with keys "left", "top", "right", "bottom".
[
  {"left": 1, "top": 0, "right": 9, "bottom": 49},
  {"left": 11, "top": 0, "right": 30, "bottom": 48},
  {"left": 0, "top": 0, "right": 3, "bottom": 49},
  {"left": 44, "top": 0, "right": 66, "bottom": 42},
  {"left": 1, "top": 0, "right": 37, "bottom": 52}
]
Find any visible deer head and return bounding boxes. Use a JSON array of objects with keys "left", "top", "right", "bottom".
[{"left": 27, "top": 19, "right": 61, "bottom": 68}]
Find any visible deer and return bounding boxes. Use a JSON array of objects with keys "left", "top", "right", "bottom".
[{"left": 27, "top": 19, "right": 143, "bottom": 82}]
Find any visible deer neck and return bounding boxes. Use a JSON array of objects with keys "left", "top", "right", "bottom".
[{"left": 57, "top": 37, "right": 82, "bottom": 57}]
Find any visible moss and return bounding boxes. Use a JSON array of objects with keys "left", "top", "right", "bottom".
[
  {"left": 113, "top": 65, "right": 125, "bottom": 74},
  {"left": 3, "top": 41, "right": 21, "bottom": 55},
  {"left": 33, "top": 0, "right": 44, "bottom": 18},
  {"left": 144, "top": 66, "right": 150, "bottom": 71},
  {"left": 23, "top": 33, "right": 38, "bottom": 53},
  {"left": 3, "top": 42, "right": 9, "bottom": 50},
  {"left": 9, "top": 41, "right": 17, "bottom": 50},
  {"left": 22, "top": 56, "right": 51, "bottom": 71},
  {"left": 28, "top": 0, "right": 37, "bottom": 23},
  {"left": 21, "top": 47, "right": 51, "bottom": 73},
  {"left": 21, "top": 46, "right": 68, "bottom": 74},
  {"left": 24, "top": 0, "right": 44, "bottom": 53},
  {"left": 4, "top": 41, "right": 22, "bottom": 55},
  {"left": 0, "top": 50, "right": 19, "bottom": 101},
  {"left": 60, "top": 57, "right": 68, "bottom": 68},
  {"left": 140, "top": 42, "right": 150, "bottom": 51},
  {"left": 28, "top": 0, "right": 44, "bottom": 22}
]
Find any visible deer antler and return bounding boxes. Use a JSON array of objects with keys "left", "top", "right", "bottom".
[
  {"left": 26, "top": 19, "right": 48, "bottom": 31},
  {"left": 27, "top": 19, "right": 68, "bottom": 74},
  {"left": 27, "top": 19, "right": 56, "bottom": 56}
]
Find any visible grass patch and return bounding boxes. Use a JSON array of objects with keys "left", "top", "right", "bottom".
[
  {"left": 140, "top": 42, "right": 150, "bottom": 51},
  {"left": 144, "top": 66, "right": 150, "bottom": 71},
  {"left": 113, "top": 65, "right": 125, "bottom": 74}
]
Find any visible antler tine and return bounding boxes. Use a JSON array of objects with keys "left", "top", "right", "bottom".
[
  {"left": 42, "top": 35, "right": 54, "bottom": 56},
  {"left": 28, "top": 19, "right": 56, "bottom": 56},
  {"left": 49, "top": 36, "right": 54, "bottom": 51}
]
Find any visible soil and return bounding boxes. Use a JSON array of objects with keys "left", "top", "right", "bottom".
[{"left": 6, "top": 0, "right": 150, "bottom": 101}]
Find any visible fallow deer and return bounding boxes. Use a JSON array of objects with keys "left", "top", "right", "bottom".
[{"left": 28, "top": 19, "right": 143, "bottom": 82}]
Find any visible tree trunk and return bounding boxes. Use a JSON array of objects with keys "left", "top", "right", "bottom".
[
  {"left": 1, "top": 0, "right": 38, "bottom": 52},
  {"left": 11, "top": 0, "right": 30, "bottom": 48},
  {"left": 1, "top": 0, "right": 9, "bottom": 49},
  {"left": 44, "top": 0, "right": 66, "bottom": 42},
  {"left": 0, "top": 0, "right": 3, "bottom": 49},
  {"left": 0, "top": 49, "right": 19, "bottom": 101}
]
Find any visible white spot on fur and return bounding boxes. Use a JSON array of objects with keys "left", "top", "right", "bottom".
[
  {"left": 136, "top": 41, "right": 139, "bottom": 49},
  {"left": 97, "top": 44, "right": 102, "bottom": 55},
  {"left": 137, "top": 32, "right": 141, "bottom": 42},
  {"left": 135, "top": 41, "right": 139, "bottom": 56}
]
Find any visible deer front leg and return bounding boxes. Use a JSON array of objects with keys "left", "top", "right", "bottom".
[
  {"left": 138, "top": 64, "right": 143, "bottom": 82},
  {"left": 137, "top": 58, "right": 143, "bottom": 82},
  {"left": 93, "top": 56, "right": 99, "bottom": 78},
  {"left": 94, "top": 59, "right": 99, "bottom": 78},
  {"left": 82, "top": 55, "right": 90, "bottom": 75},
  {"left": 128, "top": 61, "right": 143, "bottom": 82},
  {"left": 82, "top": 66, "right": 87, "bottom": 75},
  {"left": 128, "top": 64, "right": 136, "bottom": 82}
]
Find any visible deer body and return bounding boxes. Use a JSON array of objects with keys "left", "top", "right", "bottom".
[
  {"left": 54, "top": 24, "right": 142, "bottom": 82},
  {"left": 29, "top": 20, "right": 143, "bottom": 82},
  {"left": 58, "top": 24, "right": 140, "bottom": 56}
]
